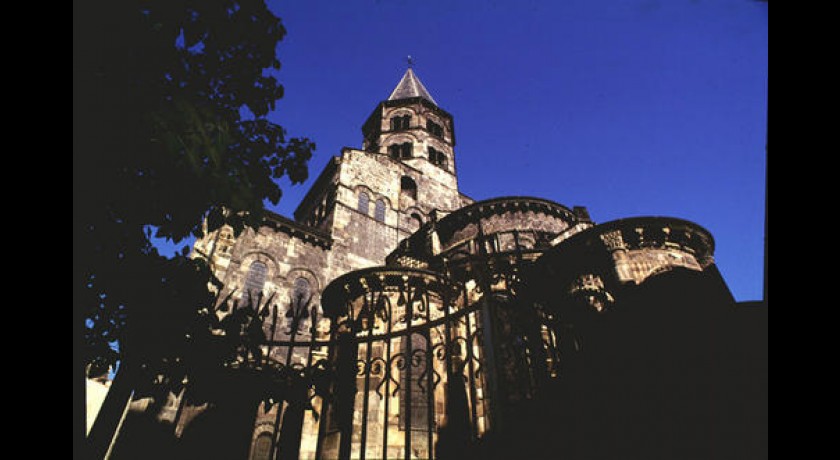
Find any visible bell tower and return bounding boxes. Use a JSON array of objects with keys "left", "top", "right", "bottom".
[
  {"left": 290, "top": 63, "right": 470, "bottom": 283},
  {"left": 361, "top": 65, "right": 457, "bottom": 176}
]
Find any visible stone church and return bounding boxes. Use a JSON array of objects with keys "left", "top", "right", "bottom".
[
  {"left": 193, "top": 67, "right": 474, "bottom": 318},
  {"left": 103, "top": 68, "right": 766, "bottom": 460}
]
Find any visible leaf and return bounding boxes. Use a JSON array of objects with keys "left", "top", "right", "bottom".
[{"left": 77, "top": 0, "right": 314, "bottom": 381}]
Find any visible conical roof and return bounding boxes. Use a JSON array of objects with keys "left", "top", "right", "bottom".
[{"left": 388, "top": 68, "right": 438, "bottom": 105}]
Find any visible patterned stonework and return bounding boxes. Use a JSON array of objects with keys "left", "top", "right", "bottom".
[
  {"left": 594, "top": 219, "right": 715, "bottom": 285},
  {"left": 614, "top": 248, "right": 703, "bottom": 285},
  {"left": 600, "top": 230, "right": 626, "bottom": 251}
]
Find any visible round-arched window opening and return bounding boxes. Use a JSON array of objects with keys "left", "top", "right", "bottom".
[
  {"left": 374, "top": 199, "right": 386, "bottom": 222},
  {"left": 358, "top": 191, "right": 370, "bottom": 215},
  {"left": 401, "top": 176, "right": 418, "bottom": 201},
  {"left": 408, "top": 212, "right": 424, "bottom": 232},
  {"left": 287, "top": 277, "right": 314, "bottom": 327},
  {"left": 243, "top": 261, "right": 268, "bottom": 307},
  {"left": 293, "top": 277, "right": 312, "bottom": 307}
]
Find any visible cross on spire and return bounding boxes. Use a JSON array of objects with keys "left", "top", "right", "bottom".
[{"left": 406, "top": 55, "right": 414, "bottom": 68}]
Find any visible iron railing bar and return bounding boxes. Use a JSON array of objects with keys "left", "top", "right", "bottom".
[
  {"left": 359, "top": 291, "right": 376, "bottom": 460},
  {"left": 382, "top": 291, "right": 393, "bottom": 460},
  {"left": 404, "top": 282, "right": 413, "bottom": 460},
  {"left": 425, "top": 296, "right": 434, "bottom": 459},
  {"left": 463, "top": 287, "right": 479, "bottom": 440}
]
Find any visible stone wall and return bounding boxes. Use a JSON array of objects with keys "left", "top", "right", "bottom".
[
  {"left": 195, "top": 223, "right": 330, "bottom": 332},
  {"left": 322, "top": 146, "right": 464, "bottom": 285}
]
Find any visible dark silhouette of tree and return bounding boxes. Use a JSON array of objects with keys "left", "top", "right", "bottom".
[
  {"left": 76, "top": 4, "right": 316, "bottom": 456},
  {"left": 74, "top": 0, "right": 314, "bottom": 375}
]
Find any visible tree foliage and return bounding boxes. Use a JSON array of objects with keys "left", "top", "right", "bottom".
[{"left": 74, "top": 0, "right": 314, "bottom": 374}]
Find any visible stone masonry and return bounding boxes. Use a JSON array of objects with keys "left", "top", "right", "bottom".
[{"left": 195, "top": 69, "right": 472, "bottom": 329}]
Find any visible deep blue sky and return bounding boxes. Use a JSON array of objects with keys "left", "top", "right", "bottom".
[
  {"left": 157, "top": 1, "right": 765, "bottom": 301},
  {"left": 256, "top": 0, "right": 767, "bottom": 301}
]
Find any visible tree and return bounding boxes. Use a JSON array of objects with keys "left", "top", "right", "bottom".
[{"left": 74, "top": 0, "right": 314, "bottom": 378}]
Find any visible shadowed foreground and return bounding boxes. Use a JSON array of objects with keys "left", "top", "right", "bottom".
[{"left": 437, "top": 268, "right": 767, "bottom": 460}]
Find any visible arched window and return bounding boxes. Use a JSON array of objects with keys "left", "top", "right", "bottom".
[
  {"left": 286, "top": 277, "right": 314, "bottom": 332},
  {"left": 389, "top": 142, "right": 413, "bottom": 160},
  {"left": 243, "top": 261, "right": 267, "bottom": 307},
  {"left": 401, "top": 176, "right": 418, "bottom": 201},
  {"left": 251, "top": 432, "right": 273, "bottom": 460},
  {"left": 413, "top": 212, "right": 424, "bottom": 225},
  {"left": 292, "top": 277, "right": 312, "bottom": 310},
  {"left": 374, "top": 199, "right": 386, "bottom": 223},
  {"left": 407, "top": 212, "right": 424, "bottom": 233},
  {"left": 358, "top": 191, "right": 370, "bottom": 215},
  {"left": 428, "top": 147, "right": 447, "bottom": 168},
  {"left": 391, "top": 115, "right": 411, "bottom": 131},
  {"left": 426, "top": 119, "right": 443, "bottom": 138}
]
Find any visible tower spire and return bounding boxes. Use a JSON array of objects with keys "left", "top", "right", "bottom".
[
  {"left": 388, "top": 64, "right": 437, "bottom": 105},
  {"left": 362, "top": 65, "right": 455, "bottom": 171}
]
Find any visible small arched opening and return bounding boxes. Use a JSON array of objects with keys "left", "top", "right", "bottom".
[{"left": 400, "top": 176, "right": 418, "bottom": 201}]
